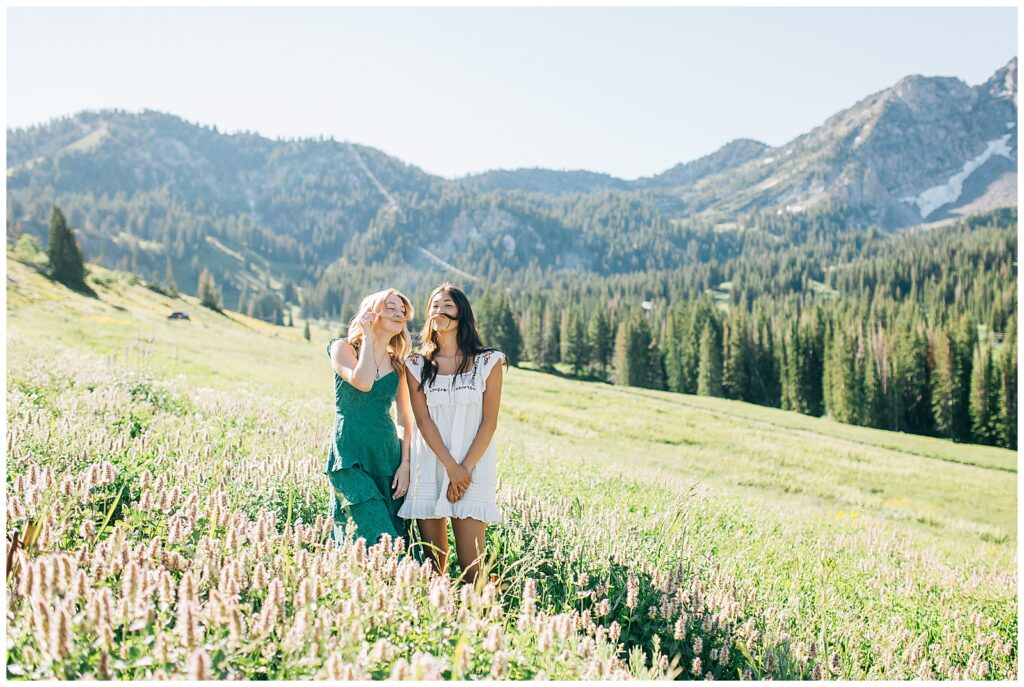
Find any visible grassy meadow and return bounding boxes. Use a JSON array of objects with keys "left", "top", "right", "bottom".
[{"left": 5, "top": 257, "right": 1018, "bottom": 680}]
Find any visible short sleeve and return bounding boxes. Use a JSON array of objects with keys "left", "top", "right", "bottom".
[
  {"left": 479, "top": 350, "right": 505, "bottom": 390},
  {"left": 405, "top": 353, "right": 424, "bottom": 380}
]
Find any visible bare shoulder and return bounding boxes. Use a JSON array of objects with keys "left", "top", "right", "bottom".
[{"left": 331, "top": 338, "right": 356, "bottom": 358}]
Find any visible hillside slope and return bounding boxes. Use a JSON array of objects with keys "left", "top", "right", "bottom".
[
  {"left": 7, "top": 257, "right": 1015, "bottom": 543},
  {"left": 6, "top": 257, "right": 1017, "bottom": 679}
]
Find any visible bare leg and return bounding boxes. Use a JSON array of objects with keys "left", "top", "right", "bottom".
[
  {"left": 451, "top": 517, "right": 487, "bottom": 585},
  {"left": 416, "top": 517, "right": 450, "bottom": 576}
]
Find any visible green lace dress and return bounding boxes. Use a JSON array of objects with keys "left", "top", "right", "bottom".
[{"left": 323, "top": 338, "right": 409, "bottom": 546}]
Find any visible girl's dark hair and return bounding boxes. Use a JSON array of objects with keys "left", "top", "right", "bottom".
[{"left": 417, "top": 283, "right": 501, "bottom": 388}]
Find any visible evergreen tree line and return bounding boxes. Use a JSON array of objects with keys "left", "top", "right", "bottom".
[
  {"left": 464, "top": 213, "right": 1017, "bottom": 449},
  {"left": 471, "top": 291, "right": 1016, "bottom": 450}
]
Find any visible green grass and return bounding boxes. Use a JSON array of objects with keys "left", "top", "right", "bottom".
[{"left": 5, "top": 257, "right": 1017, "bottom": 680}]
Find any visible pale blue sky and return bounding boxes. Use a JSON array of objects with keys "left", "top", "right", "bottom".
[{"left": 6, "top": 6, "right": 1018, "bottom": 179}]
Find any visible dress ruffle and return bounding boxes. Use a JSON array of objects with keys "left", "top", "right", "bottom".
[
  {"left": 399, "top": 497, "right": 500, "bottom": 523},
  {"left": 397, "top": 499, "right": 443, "bottom": 520},
  {"left": 434, "top": 500, "right": 501, "bottom": 523}
]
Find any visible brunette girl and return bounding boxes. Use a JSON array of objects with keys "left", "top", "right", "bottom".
[{"left": 399, "top": 284, "right": 505, "bottom": 584}]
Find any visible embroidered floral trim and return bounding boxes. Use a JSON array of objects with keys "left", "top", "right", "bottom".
[{"left": 427, "top": 353, "right": 482, "bottom": 393}]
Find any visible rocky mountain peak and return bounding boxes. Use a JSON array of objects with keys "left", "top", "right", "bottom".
[
  {"left": 887, "top": 74, "right": 972, "bottom": 114},
  {"left": 981, "top": 57, "right": 1017, "bottom": 104}
]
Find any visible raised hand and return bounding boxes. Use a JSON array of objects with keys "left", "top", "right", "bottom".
[{"left": 358, "top": 310, "right": 379, "bottom": 331}]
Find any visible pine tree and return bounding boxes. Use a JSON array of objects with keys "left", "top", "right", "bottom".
[
  {"left": 995, "top": 318, "right": 1017, "bottom": 449},
  {"left": 952, "top": 318, "right": 977, "bottom": 441},
  {"left": 587, "top": 306, "right": 613, "bottom": 379},
  {"left": 722, "top": 314, "right": 749, "bottom": 400},
  {"left": 782, "top": 312, "right": 824, "bottom": 416},
  {"left": 680, "top": 301, "right": 712, "bottom": 394},
  {"left": 198, "top": 268, "right": 222, "bottom": 312},
  {"left": 540, "top": 305, "right": 560, "bottom": 370},
  {"left": 862, "top": 332, "right": 883, "bottom": 427},
  {"left": 46, "top": 206, "right": 66, "bottom": 272},
  {"left": 697, "top": 321, "right": 723, "bottom": 397},
  {"left": 910, "top": 324, "right": 933, "bottom": 434},
  {"left": 822, "top": 320, "right": 837, "bottom": 416},
  {"left": 750, "top": 317, "right": 779, "bottom": 406},
  {"left": 802, "top": 311, "right": 826, "bottom": 416},
  {"left": 969, "top": 343, "right": 996, "bottom": 445},
  {"left": 825, "top": 322, "right": 866, "bottom": 424},
  {"left": 646, "top": 338, "right": 666, "bottom": 391},
  {"left": 46, "top": 205, "right": 86, "bottom": 289},
  {"left": 631, "top": 315, "right": 658, "bottom": 389},
  {"left": 613, "top": 320, "right": 632, "bottom": 386},
  {"left": 930, "top": 328, "right": 957, "bottom": 438},
  {"left": 559, "top": 309, "right": 573, "bottom": 364},
  {"left": 894, "top": 323, "right": 932, "bottom": 434},
  {"left": 497, "top": 292, "right": 522, "bottom": 365},
  {"left": 565, "top": 311, "right": 591, "bottom": 376},
  {"left": 476, "top": 292, "right": 496, "bottom": 344},
  {"left": 164, "top": 253, "right": 178, "bottom": 296},
  {"left": 663, "top": 309, "right": 684, "bottom": 393},
  {"left": 779, "top": 327, "right": 795, "bottom": 411},
  {"left": 525, "top": 303, "right": 544, "bottom": 365},
  {"left": 304, "top": 320, "right": 311, "bottom": 342}
]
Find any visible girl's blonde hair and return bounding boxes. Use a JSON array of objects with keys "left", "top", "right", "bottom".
[{"left": 347, "top": 288, "right": 415, "bottom": 373}]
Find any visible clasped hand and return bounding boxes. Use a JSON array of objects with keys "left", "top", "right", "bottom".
[{"left": 446, "top": 463, "right": 472, "bottom": 502}]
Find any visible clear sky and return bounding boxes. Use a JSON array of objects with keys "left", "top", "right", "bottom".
[{"left": 6, "top": 6, "right": 1018, "bottom": 180}]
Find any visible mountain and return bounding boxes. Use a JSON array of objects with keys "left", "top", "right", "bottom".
[
  {"left": 456, "top": 168, "right": 631, "bottom": 195},
  {"left": 452, "top": 137, "right": 771, "bottom": 197},
  {"left": 7, "top": 109, "right": 442, "bottom": 299},
  {"left": 449, "top": 60, "right": 1017, "bottom": 227},
  {"left": 635, "top": 138, "right": 771, "bottom": 190},
  {"left": 6, "top": 59, "right": 1017, "bottom": 310},
  {"left": 669, "top": 58, "right": 1018, "bottom": 227}
]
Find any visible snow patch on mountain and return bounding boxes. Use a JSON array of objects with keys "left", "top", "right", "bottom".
[{"left": 901, "top": 134, "right": 1014, "bottom": 219}]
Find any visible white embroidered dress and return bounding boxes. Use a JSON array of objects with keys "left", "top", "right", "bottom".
[{"left": 398, "top": 350, "right": 504, "bottom": 523}]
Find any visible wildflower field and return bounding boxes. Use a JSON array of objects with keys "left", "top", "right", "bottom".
[{"left": 5, "top": 258, "right": 1018, "bottom": 680}]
